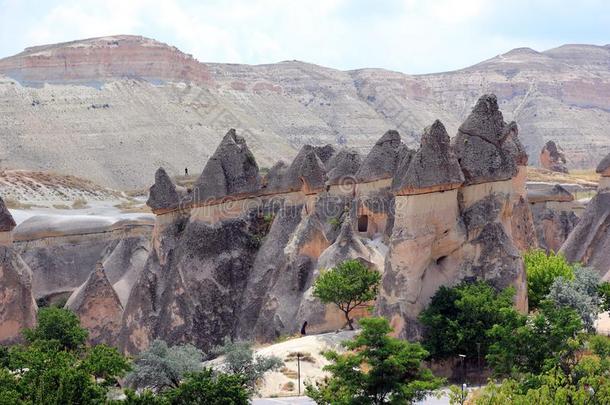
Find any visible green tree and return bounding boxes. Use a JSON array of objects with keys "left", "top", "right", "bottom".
[
  {"left": 125, "top": 339, "right": 203, "bottom": 392},
  {"left": 22, "top": 307, "right": 88, "bottom": 351},
  {"left": 546, "top": 267, "right": 600, "bottom": 332},
  {"left": 0, "top": 368, "right": 24, "bottom": 405},
  {"left": 486, "top": 301, "right": 583, "bottom": 376},
  {"left": 306, "top": 317, "right": 442, "bottom": 404},
  {"left": 81, "top": 344, "right": 131, "bottom": 385},
  {"left": 418, "top": 281, "right": 515, "bottom": 360},
  {"left": 598, "top": 281, "right": 610, "bottom": 312},
  {"left": 525, "top": 250, "right": 574, "bottom": 309},
  {"left": 212, "top": 338, "right": 283, "bottom": 391},
  {"left": 312, "top": 259, "right": 381, "bottom": 330},
  {"left": 163, "top": 369, "right": 249, "bottom": 405},
  {"left": 8, "top": 341, "right": 105, "bottom": 404}
]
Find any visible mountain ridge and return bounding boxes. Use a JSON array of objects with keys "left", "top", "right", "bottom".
[{"left": 0, "top": 35, "right": 608, "bottom": 189}]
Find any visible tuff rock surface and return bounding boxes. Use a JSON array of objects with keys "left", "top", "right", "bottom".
[
  {"left": 453, "top": 95, "right": 519, "bottom": 185},
  {"left": 540, "top": 140, "right": 569, "bottom": 173},
  {"left": 119, "top": 96, "right": 531, "bottom": 350},
  {"left": 66, "top": 262, "right": 124, "bottom": 346},
  {"left": 561, "top": 160, "right": 610, "bottom": 280},
  {"left": 193, "top": 129, "right": 261, "bottom": 201},
  {"left": 0, "top": 198, "right": 37, "bottom": 344}
]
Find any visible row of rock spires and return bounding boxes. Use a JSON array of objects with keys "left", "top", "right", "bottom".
[
  {"left": 2, "top": 94, "right": 609, "bottom": 352},
  {"left": 120, "top": 94, "right": 532, "bottom": 353}
]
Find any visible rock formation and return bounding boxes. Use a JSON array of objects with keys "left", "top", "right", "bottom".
[
  {"left": 527, "top": 184, "right": 579, "bottom": 252},
  {"left": 119, "top": 94, "right": 531, "bottom": 352},
  {"left": 66, "top": 262, "right": 124, "bottom": 345},
  {"left": 379, "top": 94, "right": 528, "bottom": 339},
  {"left": 540, "top": 140, "right": 569, "bottom": 173},
  {"left": 14, "top": 216, "right": 152, "bottom": 304},
  {"left": 0, "top": 196, "right": 37, "bottom": 344},
  {"left": 560, "top": 153, "right": 610, "bottom": 280},
  {"left": 147, "top": 167, "right": 181, "bottom": 213}
]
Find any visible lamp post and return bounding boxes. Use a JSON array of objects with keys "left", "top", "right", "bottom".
[
  {"left": 297, "top": 352, "right": 301, "bottom": 396},
  {"left": 458, "top": 353, "right": 466, "bottom": 404}
]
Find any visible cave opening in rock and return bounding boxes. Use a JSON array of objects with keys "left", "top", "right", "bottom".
[
  {"left": 436, "top": 255, "right": 448, "bottom": 266},
  {"left": 358, "top": 215, "right": 368, "bottom": 232}
]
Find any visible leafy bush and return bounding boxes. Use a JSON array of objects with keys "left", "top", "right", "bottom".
[
  {"left": 163, "top": 368, "right": 249, "bottom": 405},
  {"left": 2, "top": 308, "right": 130, "bottom": 405},
  {"left": 305, "top": 317, "right": 442, "bottom": 404},
  {"left": 546, "top": 267, "right": 600, "bottom": 331},
  {"left": 22, "top": 307, "right": 88, "bottom": 351},
  {"left": 525, "top": 250, "right": 574, "bottom": 309},
  {"left": 313, "top": 259, "right": 381, "bottom": 330},
  {"left": 419, "top": 281, "right": 515, "bottom": 360},
  {"left": 212, "top": 338, "right": 283, "bottom": 391},
  {"left": 598, "top": 281, "right": 610, "bottom": 312},
  {"left": 125, "top": 339, "right": 203, "bottom": 392},
  {"left": 486, "top": 301, "right": 583, "bottom": 376}
]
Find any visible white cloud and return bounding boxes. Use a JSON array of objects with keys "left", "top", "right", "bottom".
[{"left": 2, "top": 0, "right": 607, "bottom": 74}]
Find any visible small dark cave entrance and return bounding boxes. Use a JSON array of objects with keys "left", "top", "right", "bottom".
[{"left": 357, "top": 215, "right": 368, "bottom": 232}]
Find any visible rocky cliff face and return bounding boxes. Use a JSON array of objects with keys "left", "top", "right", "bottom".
[
  {"left": 560, "top": 154, "right": 610, "bottom": 280},
  {"left": 65, "top": 262, "right": 123, "bottom": 346},
  {"left": 14, "top": 216, "right": 152, "bottom": 303},
  {"left": 0, "top": 197, "right": 37, "bottom": 344},
  {"left": 0, "top": 36, "right": 608, "bottom": 189},
  {"left": 527, "top": 184, "right": 579, "bottom": 253},
  {"left": 378, "top": 95, "right": 528, "bottom": 338},
  {"left": 117, "top": 94, "right": 531, "bottom": 353}
]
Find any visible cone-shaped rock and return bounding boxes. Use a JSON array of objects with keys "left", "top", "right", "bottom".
[
  {"left": 596, "top": 152, "right": 610, "bottom": 176},
  {"left": 194, "top": 129, "right": 261, "bottom": 201},
  {"left": 326, "top": 148, "right": 362, "bottom": 186},
  {"left": 503, "top": 122, "right": 528, "bottom": 166},
  {"left": 65, "top": 262, "right": 123, "bottom": 345},
  {"left": 263, "top": 160, "right": 289, "bottom": 193},
  {"left": 0, "top": 196, "right": 16, "bottom": 232},
  {"left": 313, "top": 145, "right": 336, "bottom": 165},
  {"left": 0, "top": 245, "right": 37, "bottom": 344},
  {"left": 392, "top": 120, "right": 464, "bottom": 195},
  {"left": 147, "top": 167, "right": 180, "bottom": 212},
  {"left": 540, "top": 140, "right": 568, "bottom": 173},
  {"left": 453, "top": 94, "right": 518, "bottom": 185},
  {"left": 356, "top": 130, "right": 402, "bottom": 182},
  {"left": 284, "top": 145, "right": 327, "bottom": 193}
]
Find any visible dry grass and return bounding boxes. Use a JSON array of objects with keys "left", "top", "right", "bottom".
[
  {"left": 71, "top": 197, "right": 89, "bottom": 209},
  {"left": 52, "top": 204, "right": 71, "bottom": 210},
  {"left": 281, "top": 382, "right": 295, "bottom": 392},
  {"left": 114, "top": 199, "right": 151, "bottom": 213},
  {"left": 526, "top": 167, "right": 599, "bottom": 186},
  {"left": 2, "top": 197, "right": 40, "bottom": 209},
  {"left": 285, "top": 352, "right": 316, "bottom": 364},
  {"left": 280, "top": 367, "right": 298, "bottom": 379}
]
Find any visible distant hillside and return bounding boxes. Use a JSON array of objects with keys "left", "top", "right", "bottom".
[{"left": 0, "top": 35, "right": 608, "bottom": 189}]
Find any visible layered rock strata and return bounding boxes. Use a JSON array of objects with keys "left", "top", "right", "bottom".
[{"left": 119, "top": 94, "right": 532, "bottom": 352}]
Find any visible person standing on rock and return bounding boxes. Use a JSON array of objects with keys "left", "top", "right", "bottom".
[
  {"left": 301, "top": 321, "right": 308, "bottom": 336},
  {"left": 185, "top": 167, "right": 188, "bottom": 176}
]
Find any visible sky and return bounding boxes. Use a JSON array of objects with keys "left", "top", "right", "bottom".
[{"left": 0, "top": 0, "right": 608, "bottom": 74}]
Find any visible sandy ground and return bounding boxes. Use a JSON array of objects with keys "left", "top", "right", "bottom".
[
  {"left": 9, "top": 199, "right": 153, "bottom": 226},
  {"left": 596, "top": 312, "right": 610, "bottom": 336}
]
